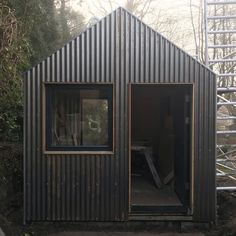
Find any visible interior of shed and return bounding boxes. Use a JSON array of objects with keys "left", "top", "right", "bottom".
[{"left": 130, "top": 84, "right": 192, "bottom": 213}]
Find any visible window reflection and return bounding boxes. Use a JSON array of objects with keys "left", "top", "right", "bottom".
[{"left": 46, "top": 85, "right": 112, "bottom": 151}]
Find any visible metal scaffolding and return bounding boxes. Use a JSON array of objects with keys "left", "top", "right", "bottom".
[{"left": 204, "top": 0, "right": 236, "bottom": 190}]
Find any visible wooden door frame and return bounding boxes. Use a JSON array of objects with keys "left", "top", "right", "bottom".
[{"left": 128, "top": 83, "right": 194, "bottom": 217}]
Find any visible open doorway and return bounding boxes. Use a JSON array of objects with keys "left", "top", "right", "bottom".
[{"left": 130, "top": 84, "right": 192, "bottom": 214}]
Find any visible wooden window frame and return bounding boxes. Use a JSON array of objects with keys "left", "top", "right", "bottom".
[{"left": 42, "top": 83, "right": 114, "bottom": 155}]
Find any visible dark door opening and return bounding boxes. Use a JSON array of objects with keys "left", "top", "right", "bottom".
[{"left": 130, "top": 84, "right": 192, "bottom": 214}]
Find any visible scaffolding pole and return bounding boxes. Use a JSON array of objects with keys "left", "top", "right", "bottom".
[
  {"left": 207, "top": 1, "right": 236, "bottom": 5},
  {"left": 204, "top": 0, "right": 236, "bottom": 191}
]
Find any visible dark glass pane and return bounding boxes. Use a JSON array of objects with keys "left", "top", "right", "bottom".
[
  {"left": 47, "top": 85, "right": 112, "bottom": 150},
  {"left": 82, "top": 99, "right": 108, "bottom": 146},
  {"left": 52, "top": 90, "right": 81, "bottom": 146}
]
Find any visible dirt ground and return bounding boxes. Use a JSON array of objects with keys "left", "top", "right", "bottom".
[{"left": 0, "top": 191, "right": 236, "bottom": 236}]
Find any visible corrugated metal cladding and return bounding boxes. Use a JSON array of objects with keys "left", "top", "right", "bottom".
[{"left": 24, "top": 7, "right": 216, "bottom": 222}]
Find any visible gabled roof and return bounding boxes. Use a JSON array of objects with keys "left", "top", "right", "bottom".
[{"left": 26, "top": 7, "right": 214, "bottom": 75}]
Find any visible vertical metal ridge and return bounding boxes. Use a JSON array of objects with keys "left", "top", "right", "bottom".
[
  {"left": 118, "top": 7, "right": 123, "bottom": 220},
  {"left": 207, "top": 70, "right": 212, "bottom": 220},
  {"left": 95, "top": 21, "right": 100, "bottom": 83},
  {"left": 114, "top": 8, "right": 120, "bottom": 219},
  {"left": 193, "top": 62, "right": 199, "bottom": 220},
  {"left": 60, "top": 156, "right": 66, "bottom": 220},
  {"left": 164, "top": 40, "right": 169, "bottom": 82},
  {"left": 85, "top": 29, "right": 90, "bottom": 83},
  {"left": 56, "top": 155, "right": 61, "bottom": 220},
  {"left": 91, "top": 26, "right": 95, "bottom": 83},
  {"left": 26, "top": 71, "right": 31, "bottom": 221},
  {"left": 105, "top": 15, "right": 109, "bottom": 83},
  {"left": 146, "top": 26, "right": 151, "bottom": 83},
  {"left": 75, "top": 37, "right": 79, "bottom": 82},
  {"left": 202, "top": 70, "right": 216, "bottom": 221},
  {"left": 50, "top": 54, "right": 54, "bottom": 82},
  {"left": 70, "top": 40, "right": 75, "bottom": 82},
  {"left": 23, "top": 73, "right": 27, "bottom": 223},
  {"left": 149, "top": 30, "right": 154, "bottom": 83},
  {"left": 90, "top": 156, "right": 95, "bottom": 220},
  {"left": 203, "top": 69, "right": 209, "bottom": 220},
  {"left": 143, "top": 25, "right": 147, "bottom": 82},
  {"left": 85, "top": 156, "right": 90, "bottom": 220},
  {"left": 189, "top": 58, "right": 194, "bottom": 83},
  {"left": 36, "top": 64, "right": 41, "bottom": 220},
  {"left": 31, "top": 68, "right": 36, "bottom": 220},
  {"left": 80, "top": 156, "right": 85, "bottom": 220},
  {"left": 169, "top": 44, "right": 174, "bottom": 82},
  {"left": 65, "top": 43, "right": 70, "bottom": 82},
  {"left": 80, "top": 33, "right": 85, "bottom": 82},
  {"left": 55, "top": 50, "right": 60, "bottom": 82},
  {"left": 46, "top": 156, "right": 51, "bottom": 220},
  {"left": 199, "top": 65, "right": 204, "bottom": 218},
  {"left": 210, "top": 72, "right": 215, "bottom": 220},
  {"left": 159, "top": 36, "right": 164, "bottom": 83},
  {"left": 206, "top": 70, "right": 211, "bottom": 220},
  {"left": 212, "top": 73, "right": 217, "bottom": 220},
  {"left": 71, "top": 155, "right": 76, "bottom": 220},
  {"left": 104, "top": 157, "right": 109, "bottom": 220},
  {"left": 129, "top": 13, "right": 134, "bottom": 83},
  {"left": 139, "top": 22, "right": 144, "bottom": 83},
  {"left": 98, "top": 156, "right": 103, "bottom": 220},
  {"left": 100, "top": 19, "right": 105, "bottom": 83},
  {"left": 154, "top": 32, "right": 159, "bottom": 82},
  {"left": 123, "top": 10, "right": 130, "bottom": 219},
  {"left": 174, "top": 48, "right": 179, "bottom": 83},
  {"left": 110, "top": 12, "right": 115, "bottom": 83},
  {"left": 118, "top": 8, "right": 123, "bottom": 220},
  {"left": 185, "top": 55, "right": 190, "bottom": 83},
  {"left": 67, "top": 156, "right": 71, "bottom": 220},
  {"left": 60, "top": 47, "right": 65, "bottom": 82},
  {"left": 46, "top": 57, "right": 49, "bottom": 82},
  {"left": 179, "top": 51, "right": 184, "bottom": 83},
  {"left": 134, "top": 18, "right": 139, "bottom": 83}
]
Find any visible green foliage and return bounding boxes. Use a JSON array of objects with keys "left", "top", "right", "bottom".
[
  {"left": 55, "top": 0, "right": 85, "bottom": 45},
  {"left": 0, "top": 2, "right": 29, "bottom": 141},
  {"left": 0, "top": 0, "right": 86, "bottom": 141},
  {"left": 0, "top": 143, "right": 23, "bottom": 211},
  {"left": 9, "top": 0, "right": 61, "bottom": 65}
]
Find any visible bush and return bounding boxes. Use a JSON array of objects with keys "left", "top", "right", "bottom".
[{"left": 0, "top": 143, "right": 23, "bottom": 214}]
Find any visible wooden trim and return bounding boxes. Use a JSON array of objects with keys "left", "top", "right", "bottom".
[
  {"left": 128, "top": 83, "right": 194, "bottom": 215},
  {"left": 42, "top": 82, "right": 115, "bottom": 155},
  {"left": 128, "top": 84, "right": 131, "bottom": 213},
  {"left": 128, "top": 82, "right": 195, "bottom": 85},
  {"left": 112, "top": 83, "right": 115, "bottom": 153},
  {"left": 190, "top": 84, "right": 195, "bottom": 215},
  {"left": 45, "top": 151, "right": 114, "bottom": 155},
  {"left": 42, "top": 82, "right": 114, "bottom": 85},
  {"left": 42, "top": 83, "right": 46, "bottom": 153}
]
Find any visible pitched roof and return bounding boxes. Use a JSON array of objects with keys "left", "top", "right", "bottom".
[{"left": 26, "top": 7, "right": 214, "bottom": 74}]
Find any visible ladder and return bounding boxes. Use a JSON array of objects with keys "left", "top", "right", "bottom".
[
  {"left": 204, "top": 0, "right": 236, "bottom": 190},
  {"left": 131, "top": 145, "right": 163, "bottom": 188}
]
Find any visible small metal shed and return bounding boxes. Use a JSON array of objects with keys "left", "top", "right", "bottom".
[{"left": 24, "top": 7, "right": 216, "bottom": 223}]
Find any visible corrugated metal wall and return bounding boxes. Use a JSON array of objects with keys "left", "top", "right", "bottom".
[{"left": 24, "top": 7, "right": 216, "bottom": 222}]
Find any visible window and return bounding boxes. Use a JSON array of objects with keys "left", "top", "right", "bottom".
[{"left": 45, "top": 84, "right": 113, "bottom": 151}]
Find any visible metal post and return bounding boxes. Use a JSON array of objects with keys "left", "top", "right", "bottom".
[
  {"left": 204, "top": 0, "right": 209, "bottom": 66},
  {"left": 204, "top": 0, "right": 236, "bottom": 191}
]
